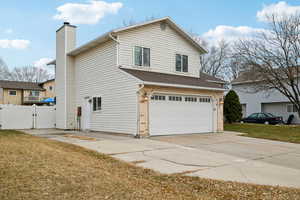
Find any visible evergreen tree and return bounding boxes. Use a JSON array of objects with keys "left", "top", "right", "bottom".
[{"left": 224, "top": 90, "right": 242, "bottom": 123}]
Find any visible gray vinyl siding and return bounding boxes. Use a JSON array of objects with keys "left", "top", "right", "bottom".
[
  {"left": 233, "top": 83, "right": 300, "bottom": 123},
  {"left": 117, "top": 22, "right": 201, "bottom": 77},
  {"left": 74, "top": 41, "right": 140, "bottom": 134}
]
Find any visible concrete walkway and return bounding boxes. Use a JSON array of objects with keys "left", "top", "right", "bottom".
[{"left": 23, "top": 129, "right": 300, "bottom": 188}]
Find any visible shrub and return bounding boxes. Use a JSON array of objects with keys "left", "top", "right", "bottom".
[{"left": 224, "top": 90, "right": 242, "bottom": 123}]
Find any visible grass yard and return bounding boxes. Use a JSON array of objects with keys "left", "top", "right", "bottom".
[
  {"left": 1, "top": 130, "right": 300, "bottom": 200},
  {"left": 225, "top": 123, "right": 300, "bottom": 143}
]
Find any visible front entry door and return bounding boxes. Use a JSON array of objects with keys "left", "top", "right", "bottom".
[{"left": 82, "top": 98, "right": 91, "bottom": 130}]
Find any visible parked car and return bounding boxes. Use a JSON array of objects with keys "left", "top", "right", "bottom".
[{"left": 241, "top": 112, "right": 283, "bottom": 125}]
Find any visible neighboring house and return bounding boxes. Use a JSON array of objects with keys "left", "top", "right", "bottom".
[
  {"left": 0, "top": 79, "right": 55, "bottom": 105},
  {"left": 48, "top": 17, "right": 225, "bottom": 136},
  {"left": 232, "top": 71, "right": 300, "bottom": 124},
  {"left": 42, "top": 79, "right": 55, "bottom": 98}
]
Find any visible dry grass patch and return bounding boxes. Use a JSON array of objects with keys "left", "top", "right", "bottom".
[{"left": 1, "top": 130, "right": 300, "bottom": 200}]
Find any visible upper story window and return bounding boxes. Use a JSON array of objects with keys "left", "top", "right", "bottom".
[
  {"left": 30, "top": 91, "right": 39, "bottom": 97},
  {"left": 134, "top": 46, "right": 150, "bottom": 67},
  {"left": 9, "top": 90, "right": 17, "bottom": 96},
  {"left": 176, "top": 54, "right": 188, "bottom": 72},
  {"left": 93, "top": 97, "right": 102, "bottom": 111},
  {"left": 49, "top": 86, "right": 53, "bottom": 91}
]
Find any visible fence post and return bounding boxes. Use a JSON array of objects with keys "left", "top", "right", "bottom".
[
  {"left": 32, "top": 104, "right": 36, "bottom": 129},
  {"left": 0, "top": 106, "right": 2, "bottom": 129}
]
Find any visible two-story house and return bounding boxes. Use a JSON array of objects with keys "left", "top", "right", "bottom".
[
  {"left": 0, "top": 79, "right": 55, "bottom": 105},
  {"left": 49, "top": 17, "right": 225, "bottom": 137},
  {"left": 232, "top": 70, "right": 300, "bottom": 124}
]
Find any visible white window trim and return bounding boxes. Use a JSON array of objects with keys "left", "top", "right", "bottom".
[
  {"left": 8, "top": 90, "right": 17, "bottom": 96},
  {"left": 133, "top": 46, "right": 151, "bottom": 67},
  {"left": 92, "top": 96, "right": 102, "bottom": 113},
  {"left": 175, "top": 53, "right": 188, "bottom": 73}
]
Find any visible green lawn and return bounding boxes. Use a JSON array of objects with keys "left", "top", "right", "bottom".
[
  {"left": 225, "top": 123, "right": 300, "bottom": 143},
  {"left": 1, "top": 130, "right": 300, "bottom": 200}
]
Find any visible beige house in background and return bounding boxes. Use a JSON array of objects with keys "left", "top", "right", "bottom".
[
  {"left": 49, "top": 17, "right": 225, "bottom": 137},
  {"left": 42, "top": 79, "right": 55, "bottom": 98},
  {"left": 0, "top": 79, "right": 55, "bottom": 105}
]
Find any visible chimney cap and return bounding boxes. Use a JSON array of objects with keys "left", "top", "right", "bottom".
[{"left": 56, "top": 22, "right": 77, "bottom": 32}]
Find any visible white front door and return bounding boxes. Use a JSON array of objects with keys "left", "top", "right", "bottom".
[
  {"left": 149, "top": 94, "right": 213, "bottom": 136},
  {"left": 82, "top": 98, "right": 91, "bottom": 130}
]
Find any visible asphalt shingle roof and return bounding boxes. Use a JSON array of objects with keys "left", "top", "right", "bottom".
[
  {"left": 0, "top": 80, "right": 45, "bottom": 91},
  {"left": 120, "top": 68, "right": 225, "bottom": 89}
]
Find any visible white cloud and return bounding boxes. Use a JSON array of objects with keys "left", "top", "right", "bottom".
[
  {"left": 4, "top": 29, "right": 13, "bottom": 34},
  {"left": 202, "top": 25, "right": 267, "bottom": 45},
  {"left": 53, "top": 0, "right": 123, "bottom": 25},
  {"left": 257, "top": 1, "right": 300, "bottom": 22},
  {"left": 33, "top": 58, "right": 53, "bottom": 68},
  {"left": 0, "top": 39, "right": 30, "bottom": 49}
]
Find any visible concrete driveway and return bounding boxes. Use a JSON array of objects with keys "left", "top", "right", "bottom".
[{"left": 24, "top": 129, "right": 300, "bottom": 188}]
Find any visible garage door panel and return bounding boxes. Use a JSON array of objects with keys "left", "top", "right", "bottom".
[{"left": 149, "top": 95, "right": 213, "bottom": 136}]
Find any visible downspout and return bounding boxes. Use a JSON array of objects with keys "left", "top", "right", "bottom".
[
  {"left": 136, "top": 84, "right": 145, "bottom": 138},
  {"left": 108, "top": 32, "right": 120, "bottom": 66}
]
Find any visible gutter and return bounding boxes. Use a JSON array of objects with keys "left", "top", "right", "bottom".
[{"left": 142, "top": 81, "right": 227, "bottom": 91}]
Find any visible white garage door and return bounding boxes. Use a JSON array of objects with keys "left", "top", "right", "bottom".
[{"left": 149, "top": 94, "right": 213, "bottom": 136}]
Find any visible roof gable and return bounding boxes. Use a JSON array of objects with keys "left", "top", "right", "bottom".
[{"left": 67, "top": 17, "right": 207, "bottom": 57}]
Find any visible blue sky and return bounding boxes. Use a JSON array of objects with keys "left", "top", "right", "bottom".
[{"left": 0, "top": 0, "right": 299, "bottom": 70}]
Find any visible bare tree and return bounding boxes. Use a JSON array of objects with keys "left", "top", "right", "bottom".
[
  {"left": 234, "top": 13, "right": 300, "bottom": 118},
  {"left": 0, "top": 57, "right": 10, "bottom": 80},
  {"left": 199, "top": 39, "right": 231, "bottom": 79},
  {"left": 226, "top": 56, "right": 251, "bottom": 81},
  {"left": 122, "top": 15, "right": 157, "bottom": 27},
  {"left": 9, "top": 66, "right": 53, "bottom": 82}
]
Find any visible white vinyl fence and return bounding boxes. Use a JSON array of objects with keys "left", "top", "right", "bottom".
[{"left": 0, "top": 105, "right": 56, "bottom": 130}]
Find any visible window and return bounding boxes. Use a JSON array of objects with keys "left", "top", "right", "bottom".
[
  {"left": 185, "top": 97, "right": 197, "bottom": 102},
  {"left": 93, "top": 97, "right": 102, "bottom": 111},
  {"left": 258, "top": 113, "right": 266, "bottom": 118},
  {"left": 266, "top": 113, "right": 275, "bottom": 117},
  {"left": 169, "top": 96, "right": 182, "bottom": 101},
  {"left": 134, "top": 46, "right": 150, "bottom": 67},
  {"left": 248, "top": 113, "right": 258, "bottom": 119},
  {"left": 199, "top": 97, "right": 211, "bottom": 103},
  {"left": 287, "top": 104, "right": 297, "bottom": 113},
  {"left": 49, "top": 86, "right": 53, "bottom": 91},
  {"left": 9, "top": 90, "right": 17, "bottom": 96},
  {"left": 175, "top": 54, "right": 188, "bottom": 72},
  {"left": 151, "top": 95, "right": 166, "bottom": 101},
  {"left": 30, "top": 91, "right": 39, "bottom": 96}
]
